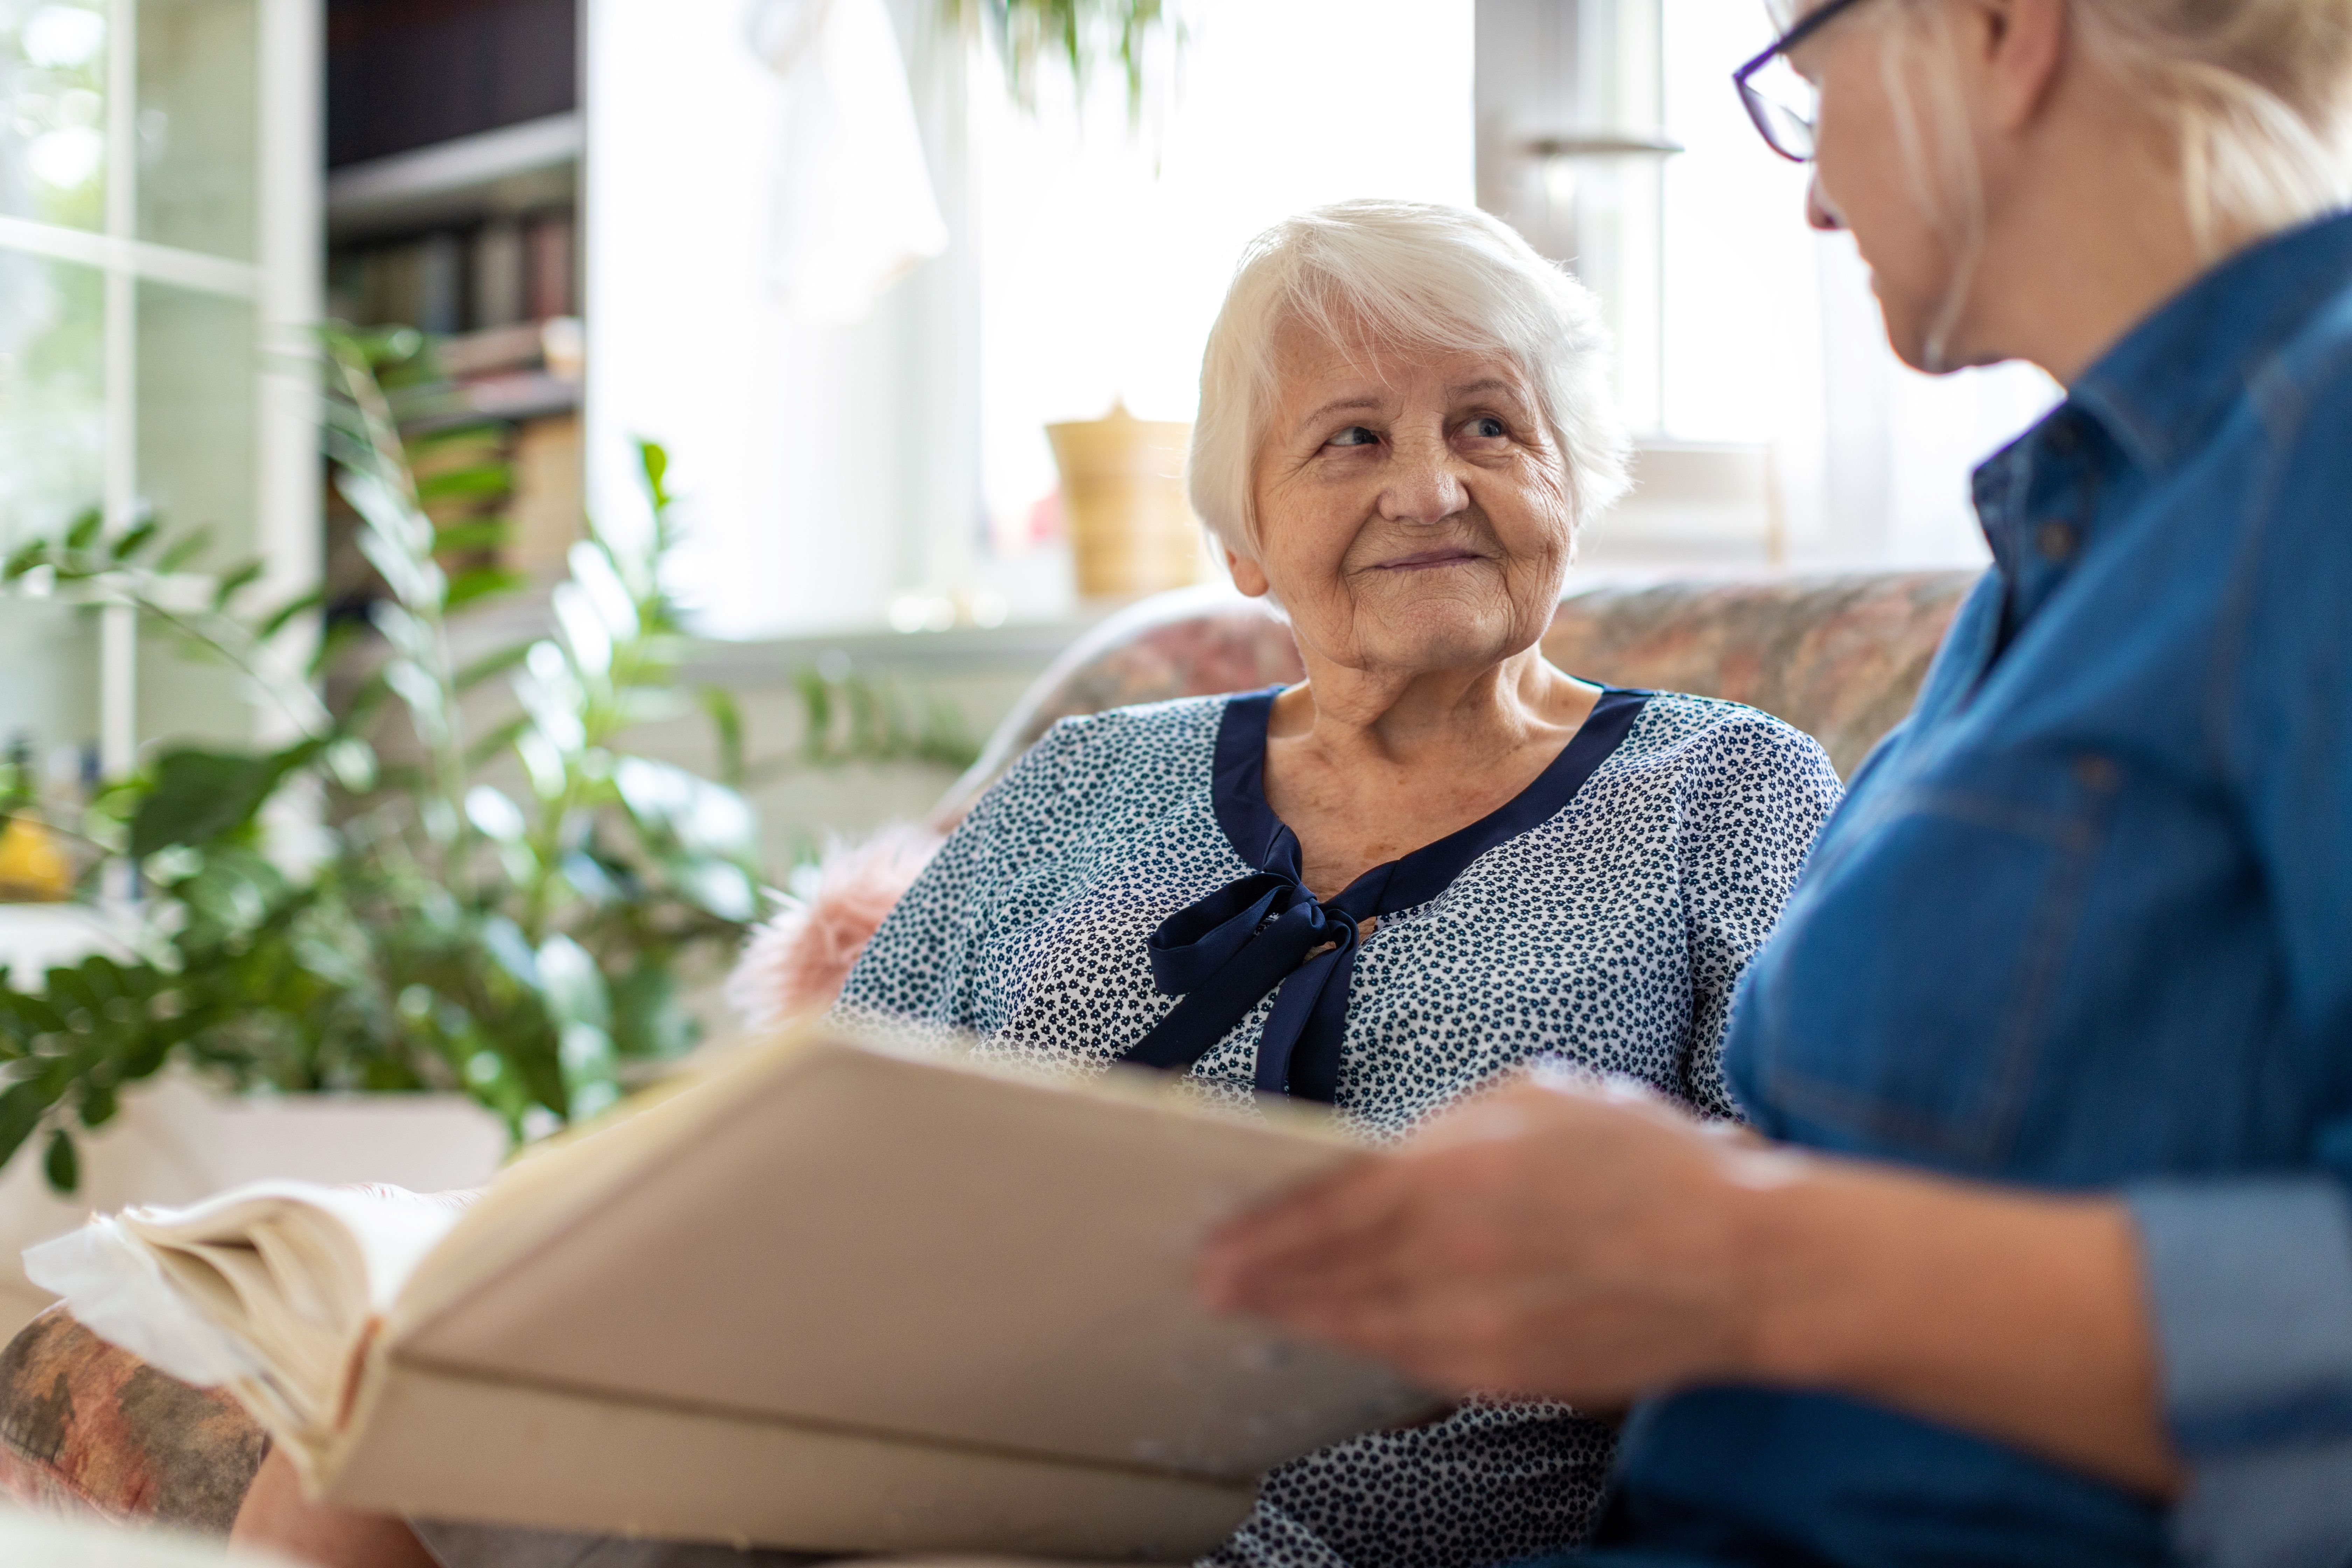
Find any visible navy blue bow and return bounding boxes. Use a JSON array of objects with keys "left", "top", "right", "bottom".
[
  {"left": 1121, "top": 862, "right": 1391, "bottom": 1102},
  {"left": 1114, "top": 683, "right": 1651, "bottom": 1104}
]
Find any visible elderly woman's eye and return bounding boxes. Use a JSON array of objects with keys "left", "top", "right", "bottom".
[
  {"left": 1469, "top": 416, "right": 1508, "bottom": 439},
  {"left": 1328, "top": 426, "right": 1378, "bottom": 448}
]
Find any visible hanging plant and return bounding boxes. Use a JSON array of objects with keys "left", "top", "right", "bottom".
[{"left": 950, "top": 0, "right": 1173, "bottom": 114}]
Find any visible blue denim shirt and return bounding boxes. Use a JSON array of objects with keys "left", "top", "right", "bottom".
[{"left": 1596, "top": 210, "right": 2352, "bottom": 1568}]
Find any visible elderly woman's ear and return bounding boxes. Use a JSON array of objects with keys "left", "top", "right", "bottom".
[{"left": 1224, "top": 542, "right": 1273, "bottom": 599}]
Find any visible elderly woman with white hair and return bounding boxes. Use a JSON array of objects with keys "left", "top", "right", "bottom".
[
  {"left": 827, "top": 199, "right": 1842, "bottom": 1568},
  {"left": 230, "top": 200, "right": 1840, "bottom": 1568}
]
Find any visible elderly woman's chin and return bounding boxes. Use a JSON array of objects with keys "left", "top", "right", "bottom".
[{"left": 1337, "top": 564, "right": 1560, "bottom": 675}]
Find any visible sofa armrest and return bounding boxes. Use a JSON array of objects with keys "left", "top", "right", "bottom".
[{"left": 0, "top": 1306, "right": 267, "bottom": 1535}]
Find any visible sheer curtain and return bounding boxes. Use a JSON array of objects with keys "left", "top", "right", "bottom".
[
  {"left": 585, "top": 0, "right": 977, "bottom": 641},
  {"left": 971, "top": 0, "right": 1476, "bottom": 618}
]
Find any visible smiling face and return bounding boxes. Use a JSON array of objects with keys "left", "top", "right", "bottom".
[{"left": 1231, "top": 315, "right": 1576, "bottom": 680}]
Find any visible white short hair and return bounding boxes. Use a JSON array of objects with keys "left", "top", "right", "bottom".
[{"left": 1186, "top": 200, "right": 1632, "bottom": 555}]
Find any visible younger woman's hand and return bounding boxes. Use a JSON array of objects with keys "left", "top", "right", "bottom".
[
  {"left": 1197, "top": 1065, "right": 2183, "bottom": 1497},
  {"left": 1196, "top": 1068, "right": 1792, "bottom": 1404}
]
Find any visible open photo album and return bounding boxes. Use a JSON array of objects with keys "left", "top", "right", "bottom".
[{"left": 26, "top": 1027, "right": 1435, "bottom": 1559}]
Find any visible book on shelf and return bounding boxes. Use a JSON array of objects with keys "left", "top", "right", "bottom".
[
  {"left": 471, "top": 218, "right": 528, "bottom": 331},
  {"left": 26, "top": 1027, "right": 1430, "bottom": 1560},
  {"left": 336, "top": 211, "right": 576, "bottom": 341},
  {"left": 524, "top": 210, "right": 575, "bottom": 322}
]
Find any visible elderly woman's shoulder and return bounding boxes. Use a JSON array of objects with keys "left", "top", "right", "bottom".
[
  {"left": 1034, "top": 691, "right": 1238, "bottom": 750},
  {"left": 1620, "top": 690, "right": 1842, "bottom": 793},
  {"left": 997, "top": 692, "right": 1241, "bottom": 794}
]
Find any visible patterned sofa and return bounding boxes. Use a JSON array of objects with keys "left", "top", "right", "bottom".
[
  {"left": 943, "top": 572, "right": 1970, "bottom": 819},
  {"left": 0, "top": 569, "right": 1974, "bottom": 1539}
]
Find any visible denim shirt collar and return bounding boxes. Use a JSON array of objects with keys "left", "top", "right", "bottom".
[
  {"left": 2070, "top": 208, "right": 2352, "bottom": 475},
  {"left": 1970, "top": 209, "right": 2352, "bottom": 629}
]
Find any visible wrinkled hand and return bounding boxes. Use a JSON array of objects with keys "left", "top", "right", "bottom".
[{"left": 1197, "top": 1069, "right": 1798, "bottom": 1404}]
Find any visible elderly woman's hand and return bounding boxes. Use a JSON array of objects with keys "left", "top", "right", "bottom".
[
  {"left": 1196, "top": 1066, "right": 2186, "bottom": 1496},
  {"left": 1196, "top": 1070, "right": 1782, "bottom": 1404}
]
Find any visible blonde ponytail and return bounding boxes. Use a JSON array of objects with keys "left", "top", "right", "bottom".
[
  {"left": 1863, "top": 0, "right": 2352, "bottom": 366},
  {"left": 2071, "top": 0, "right": 2352, "bottom": 253}
]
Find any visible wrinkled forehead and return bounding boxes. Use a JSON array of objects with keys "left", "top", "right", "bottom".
[
  {"left": 1774, "top": 0, "right": 1875, "bottom": 29},
  {"left": 1264, "top": 297, "right": 1532, "bottom": 406}
]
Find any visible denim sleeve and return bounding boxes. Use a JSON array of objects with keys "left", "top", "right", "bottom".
[
  {"left": 2175, "top": 351, "right": 2352, "bottom": 1568},
  {"left": 2125, "top": 1178, "right": 2352, "bottom": 1568}
]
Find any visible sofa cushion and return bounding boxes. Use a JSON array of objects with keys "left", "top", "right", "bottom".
[
  {"left": 1537, "top": 571, "right": 1976, "bottom": 776},
  {"left": 0, "top": 1308, "right": 267, "bottom": 1535},
  {"left": 937, "top": 572, "right": 1976, "bottom": 822}
]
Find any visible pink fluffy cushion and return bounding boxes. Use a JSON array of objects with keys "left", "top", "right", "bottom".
[{"left": 726, "top": 823, "right": 945, "bottom": 1030}]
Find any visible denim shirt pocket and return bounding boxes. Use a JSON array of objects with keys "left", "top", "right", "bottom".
[{"left": 1748, "top": 748, "right": 2125, "bottom": 1169}]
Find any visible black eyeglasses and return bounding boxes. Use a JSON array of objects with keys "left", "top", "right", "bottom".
[{"left": 1731, "top": 0, "right": 1875, "bottom": 162}]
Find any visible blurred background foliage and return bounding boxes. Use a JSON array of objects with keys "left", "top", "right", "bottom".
[
  {"left": 952, "top": 0, "right": 1172, "bottom": 112},
  {"left": 0, "top": 329, "right": 975, "bottom": 1191}
]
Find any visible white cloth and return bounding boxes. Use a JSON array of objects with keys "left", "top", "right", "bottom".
[
  {"left": 0, "top": 1512, "right": 302, "bottom": 1568},
  {"left": 745, "top": 0, "right": 949, "bottom": 324},
  {"left": 22, "top": 1218, "right": 267, "bottom": 1388}
]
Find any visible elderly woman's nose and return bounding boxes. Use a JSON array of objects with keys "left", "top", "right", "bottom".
[{"left": 1381, "top": 439, "right": 1471, "bottom": 524}]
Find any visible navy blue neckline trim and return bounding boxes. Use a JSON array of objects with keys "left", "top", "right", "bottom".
[
  {"left": 1119, "top": 682, "right": 1650, "bottom": 1102},
  {"left": 1211, "top": 683, "right": 1652, "bottom": 910}
]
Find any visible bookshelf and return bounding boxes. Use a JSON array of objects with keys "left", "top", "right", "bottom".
[{"left": 322, "top": 0, "right": 584, "bottom": 591}]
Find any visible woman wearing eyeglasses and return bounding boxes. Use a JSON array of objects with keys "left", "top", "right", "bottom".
[{"left": 1202, "top": 2, "right": 2352, "bottom": 1565}]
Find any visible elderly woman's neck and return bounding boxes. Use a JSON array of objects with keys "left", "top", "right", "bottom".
[
  {"left": 1263, "top": 650, "right": 1602, "bottom": 894},
  {"left": 1276, "top": 649, "right": 1596, "bottom": 761}
]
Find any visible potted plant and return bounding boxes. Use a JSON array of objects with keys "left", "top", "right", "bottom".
[{"left": 0, "top": 329, "right": 974, "bottom": 1209}]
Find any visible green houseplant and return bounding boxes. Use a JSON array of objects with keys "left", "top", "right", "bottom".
[{"left": 0, "top": 330, "right": 975, "bottom": 1190}]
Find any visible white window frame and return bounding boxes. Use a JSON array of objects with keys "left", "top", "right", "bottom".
[{"left": 0, "top": 0, "right": 322, "bottom": 771}]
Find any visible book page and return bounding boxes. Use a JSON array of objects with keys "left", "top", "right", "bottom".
[{"left": 24, "top": 1181, "right": 472, "bottom": 1446}]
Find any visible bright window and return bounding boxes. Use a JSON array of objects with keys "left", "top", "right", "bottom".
[
  {"left": 0, "top": 0, "right": 319, "bottom": 772},
  {"left": 593, "top": 0, "right": 1474, "bottom": 640},
  {"left": 1656, "top": 0, "right": 2056, "bottom": 566},
  {"left": 974, "top": 0, "right": 1476, "bottom": 573}
]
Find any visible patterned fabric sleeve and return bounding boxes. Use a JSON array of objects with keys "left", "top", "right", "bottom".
[
  {"left": 1199, "top": 1396, "right": 1618, "bottom": 1568},
  {"left": 833, "top": 716, "right": 1094, "bottom": 1035},
  {"left": 1672, "top": 709, "right": 1844, "bottom": 1120}
]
